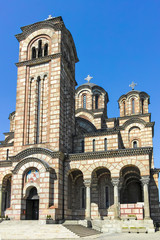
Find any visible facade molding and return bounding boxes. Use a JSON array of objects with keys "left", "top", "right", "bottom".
[
  {"left": 16, "top": 53, "right": 62, "bottom": 67},
  {"left": 68, "top": 147, "right": 153, "bottom": 161},
  {"left": 9, "top": 148, "right": 64, "bottom": 162}
]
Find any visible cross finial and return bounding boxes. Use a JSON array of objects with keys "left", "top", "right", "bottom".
[
  {"left": 129, "top": 81, "right": 137, "bottom": 90},
  {"left": 85, "top": 74, "right": 93, "bottom": 83},
  {"left": 45, "top": 15, "right": 54, "bottom": 20}
]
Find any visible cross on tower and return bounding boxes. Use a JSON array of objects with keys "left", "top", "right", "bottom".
[
  {"left": 85, "top": 74, "right": 93, "bottom": 83},
  {"left": 45, "top": 15, "right": 54, "bottom": 20},
  {"left": 129, "top": 81, "right": 137, "bottom": 90}
]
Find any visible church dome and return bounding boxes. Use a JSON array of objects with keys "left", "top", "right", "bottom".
[{"left": 118, "top": 82, "right": 150, "bottom": 117}]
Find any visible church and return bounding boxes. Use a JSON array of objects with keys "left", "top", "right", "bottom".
[{"left": 0, "top": 16, "right": 159, "bottom": 232}]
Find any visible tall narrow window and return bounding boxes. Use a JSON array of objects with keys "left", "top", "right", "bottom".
[
  {"left": 133, "top": 140, "right": 137, "bottom": 148},
  {"left": 81, "top": 187, "right": 85, "bottom": 209},
  {"left": 44, "top": 43, "right": 48, "bottom": 56},
  {"left": 141, "top": 99, "right": 144, "bottom": 114},
  {"left": 36, "top": 77, "right": 41, "bottom": 144},
  {"left": 32, "top": 47, "right": 36, "bottom": 59},
  {"left": 81, "top": 140, "right": 84, "bottom": 153},
  {"left": 132, "top": 98, "right": 135, "bottom": 114},
  {"left": 104, "top": 138, "right": 107, "bottom": 151},
  {"left": 93, "top": 139, "right": 95, "bottom": 152},
  {"left": 83, "top": 95, "right": 86, "bottom": 109},
  {"left": 38, "top": 40, "right": 42, "bottom": 58},
  {"left": 123, "top": 101, "right": 126, "bottom": 115},
  {"left": 105, "top": 186, "right": 109, "bottom": 208},
  {"left": 95, "top": 95, "right": 99, "bottom": 109},
  {"left": 6, "top": 149, "right": 9, "bottom": 160}
]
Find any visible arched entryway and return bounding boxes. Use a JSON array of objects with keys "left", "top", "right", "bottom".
[
  {"left": 91, "top": 167, "right": 113, "bottom": 219},
  {"left": 120, "top": 165, "right": 143, "bottom": 203},
  {"left": 67, "top": 169, "right": 85, "bottom": 219},
  {"left": 2, "top": 174, "right": 12, "bottom": 216},
  {"left": 26, "top": 187, "right": 39, "bottom": 220}
]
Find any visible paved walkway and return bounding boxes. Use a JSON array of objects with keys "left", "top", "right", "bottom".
[{"left": 0, "top": 221, "right": 159, "bottom": 239}]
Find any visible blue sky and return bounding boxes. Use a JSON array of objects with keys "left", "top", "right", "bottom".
[{"left": 0, "top": 0, "right": 160, "bottom": 173}]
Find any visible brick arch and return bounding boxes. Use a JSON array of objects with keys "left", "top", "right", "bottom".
[
  {"left": 0, "top": 170, "right": 12, "bottom": 182},
  {"left": 22, "top": 28, "right": 54, "bottom": 47},
  {"left": 13, "top": 157, "right": 50, "bottom": 175},
  {"left": 82, "top": 161, "right": 112, "bottom": 179},
  {"left": 23, "top": 182, "right": 40, "bottom": 198},
  {"left": 116, "top": 160, "right": 148, "bottom": 176}
]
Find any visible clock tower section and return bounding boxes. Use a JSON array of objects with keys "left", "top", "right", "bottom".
[{"left": 14, "top": 16, "right": 79, "bottom": 154}]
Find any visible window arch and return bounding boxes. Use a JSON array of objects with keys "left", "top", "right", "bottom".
[
  {"left": 104, "top": 138, "right": 107, "bottom": 151},
  {"left": 44, "top": 43, "right": 48, "bottom": 56},
  {"left": 83, "top": 95, "right": 86, "bottom": 109},
  {"left": 32, "top": 47, "right": 36, "bottom": 59},
  {"left": 141, "top": 99, "right": 144, "bottom": 114},
  {"left": 95, "top": 95, "right": 99, "bottom": 109},
  {"left": 132, "top": 98, "right": 135, "bottom": 114},
  {"left": 38, "top": 40, "right": 42, "bottom": 58},
  {"left": 133, "top": 140, "right": 138, "bottom": 148},
  {"left": 123, "top": 101, "right": 126, "bottom": 115},
  {"left": 93, "top": 139, "right": 95, "bottom": 152}
]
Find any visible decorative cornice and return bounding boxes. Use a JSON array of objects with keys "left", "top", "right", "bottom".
[
  {"left": 16, "top": 53, "right": 62, "bottom": 67},
  {"left": 68, "top": 147, "right": 153, "bottom": 161},
  {"left": 0, "top": 161, "right": 12, "bottom": 167},
  {"left": 117, "top": 113, "right": 151, "bottom": 121},
  {"left": 15, "top": 17, "right": 64, "bottom": 42},
  {"left": 12, "top": 157, "right": 52, "bottom": 174},
  {"left": 74, "top": 129, "right": 119, "bottom": 139},
  {"left": 0, "top": 143, "right": 14, "bottom": 148},
  {"left": 9, "top": 148, "right": 64, "bottom": 162}
]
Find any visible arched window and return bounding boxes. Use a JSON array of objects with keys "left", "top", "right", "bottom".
[
  {"left": 93, "top": 139, "right": 95, "bottom": 152},
  {"left": 81, "top": 140, "right": 84, "bottom": 153},
  {"left": 141, "top": 99, "right": 144, "bottom": 114},
  {"left": 83, "top": 95, "right": 86, "bottom": 109},
  {"left": 105, "top": 186, "right": 109, "bottom": 208},
  {"left": 132, "top": 98, "right": 135, "bottom": 114},
  {"left": 133, "top": 140, "right": 138, "bottom": 148},
  {"left": 104, "top": 138, "right": 107, "bottom": 151},
  {"left": 123, "top": 101, "right": 126, "bottom": 115},
  {"left": 44, "top": 43, "right": 48, "bottom": 56},
  {"left": 81, "top": 187, "right": 86, "bottom": 209},
  {"left": 36, "top": 77, "right": 41, "bottom": 144},
  {"left": 32, "top": 47, "right": 36, "bottom": 59},
  {"left": 38, "top": 40, "right": 42, "bottom": 58},
  {"left": 95, "top": 95, "right": 99, "bottom": 109}
]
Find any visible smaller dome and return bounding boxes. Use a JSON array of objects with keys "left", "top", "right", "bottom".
[{"left": 80, "top": 82, "right": 97, "bottom": 88}]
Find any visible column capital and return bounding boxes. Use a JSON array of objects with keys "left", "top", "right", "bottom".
[
  {"left": 84, "top": 179, "right": 91, "bottom": 187},
  {"left": 111, "top": 178, "right": 120, "bottom": 187},
  {"left": 141, "top": 176, "right": 150, "bottom": 185}
]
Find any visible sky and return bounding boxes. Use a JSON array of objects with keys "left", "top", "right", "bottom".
[{"left": 0, "top": 0, "right": 160, "bottom": 173}]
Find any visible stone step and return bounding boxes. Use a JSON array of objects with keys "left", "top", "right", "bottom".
[{"left": 63, "top": 224, "right": 100, "bottom": 237}]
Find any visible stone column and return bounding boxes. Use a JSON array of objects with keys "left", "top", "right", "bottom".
[
  {"left": 84, "top": 179, "right": 91, "bottom": 220},
  {"left": 141, "top": 176, "right": 150, "bottom": 219},
  {"left": 111, "top": 178, "right": 120, "bottom": 219}
]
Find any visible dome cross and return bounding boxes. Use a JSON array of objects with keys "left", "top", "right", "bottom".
[
  {"left": 129, "top": 81, "right": 137, "bottom": 90},
  {"left": 85, "top": 74, "right": 93, "bottom": 83}
]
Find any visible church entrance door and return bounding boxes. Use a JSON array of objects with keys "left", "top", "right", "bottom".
[{"left": 26, "top": 187, "right": 39, "bottom": 220}]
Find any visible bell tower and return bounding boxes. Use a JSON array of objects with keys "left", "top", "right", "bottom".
[{"left": 14, "top": 16, "right": 79, "bottom": 153}]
